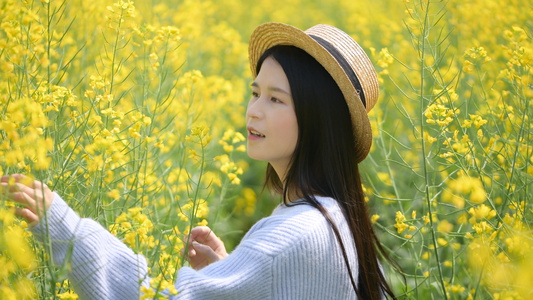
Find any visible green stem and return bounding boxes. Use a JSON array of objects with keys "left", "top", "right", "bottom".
[{"left": 417, "top": 0, "right": 448, "bottom": 298}]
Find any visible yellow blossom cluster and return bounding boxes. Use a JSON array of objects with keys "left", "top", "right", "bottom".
[
  {"left": 394, "top": 211, "right": 409, "bottom": 234},
  {"left": 109, "top": 207, "right": 156, "bottom": 252},
  {"left": 424, "top": 88, "right": 462, "bottom": 133},
  {"left": 0, "top": 96, "right": 53, "bottom": 172},
  {"left": 215, "top": 154, "right": 244, "bottom": 185},
  {"left": 466, "top": 205, "right": 533, "bottom": 299},
  {"left": 215, "top": 129, "right": 247, "bottom": 185},
  {"left": 363, "top": 0, "right": 532, "bottom": 298},
  {"left": 370, "top": 47, "right": 395, "bottom": 82},
  {"left": 140, "top": 274, "right": 178, "bottom": 299},
  {"left": 463, "top": 46, "right": 492, "bottom": 73},
  {"left": 55, "top": 280, "right": 79, "bottom": 299},
  {"left": 234, "top": 188, "right": 257, "bottom": 217},
  {"left": 177, "top": 198, "right": 210, "bottom": 228},
  {"left": 0, "top": 208, "right": 36, "bottom": 299},
  {"left": 441, "top": 172, "right": 487, "bottom": 209}
]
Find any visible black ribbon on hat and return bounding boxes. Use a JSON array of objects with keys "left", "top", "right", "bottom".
[{"left": 309, "top": 34, "right": 366, "bottom": 108}]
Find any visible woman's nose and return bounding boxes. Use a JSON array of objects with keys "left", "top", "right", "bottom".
[{"left": 246, "top": 98, "right": 264, "bottom": 120}]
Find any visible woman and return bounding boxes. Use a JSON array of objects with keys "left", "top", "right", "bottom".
[{"left": 2, "top": 23, "right": 396, "bottom": 299}]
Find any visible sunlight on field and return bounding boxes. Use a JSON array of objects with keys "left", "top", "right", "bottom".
[{"left": 0, "top": 0, "right": 531, "bottom": 298}]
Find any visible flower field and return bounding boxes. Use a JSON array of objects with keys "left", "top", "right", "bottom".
[{"left": 0, "top": 0, "right": 531, "bottom": 298}]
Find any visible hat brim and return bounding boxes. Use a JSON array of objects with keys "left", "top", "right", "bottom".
[{"left": 249, "top": 22, "right": 373, "bottom": 162}]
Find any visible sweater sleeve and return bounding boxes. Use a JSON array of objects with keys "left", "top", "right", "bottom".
[
  {"left": 30, "top": 192, "right": 148, "bottom": 300},
  {"left": 29, "top": 193, "right": 274, "bottom": 300},
  {"left": 28, "top": 194, "right": 359, "bottom": 299},
  {"left": 174, "top": 245, "right": 273, "bottom": 300}
]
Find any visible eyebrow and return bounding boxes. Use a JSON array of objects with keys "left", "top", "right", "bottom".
[{"left": 251, "top": 82, "right": 291, "bottom": 96}]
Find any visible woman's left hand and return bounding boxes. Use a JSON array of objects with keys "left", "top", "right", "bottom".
[
  {"left": 183, "top": 226, "right": 228, "bottom": 270},
  {"left": 0, "top": 174, "right": 54, "bottom": 226}
]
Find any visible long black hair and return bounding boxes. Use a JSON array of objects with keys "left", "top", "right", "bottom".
[{"left": 257, "top": 45, "right": 397, "bottom": 299}]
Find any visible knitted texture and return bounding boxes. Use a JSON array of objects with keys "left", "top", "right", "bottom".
[{"left": 31, "top": 193, "right": 358, "bottom": 299}]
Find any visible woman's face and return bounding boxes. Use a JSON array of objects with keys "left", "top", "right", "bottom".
[{"left": 246, "top": 56, "right": 298, "bottom": 179}]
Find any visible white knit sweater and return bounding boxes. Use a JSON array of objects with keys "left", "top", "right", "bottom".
[{"left": 31, "top": 193, "right": 359, "bottom": 299}]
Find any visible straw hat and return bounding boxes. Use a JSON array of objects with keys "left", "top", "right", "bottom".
[{"left": 248, "top": 22, "right": 379, "bottom": 162}]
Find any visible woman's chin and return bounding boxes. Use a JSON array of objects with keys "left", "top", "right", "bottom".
[
  {"left": 246, "top": 150, "right": 260, "bottom": 161},
  {"left": 246, "top": 149, "right": 267, "bottom": 163}
]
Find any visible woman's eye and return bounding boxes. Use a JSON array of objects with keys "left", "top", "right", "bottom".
[
  {"left": 271, "top": 97, "right": 281, "bottom": 103},
  {"left": 251, "top": 91, "right": 259, "bottom": 98}
]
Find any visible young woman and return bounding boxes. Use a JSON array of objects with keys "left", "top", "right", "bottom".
[{"left": 2, "top": 23, "right": 396, "bottom": 299}]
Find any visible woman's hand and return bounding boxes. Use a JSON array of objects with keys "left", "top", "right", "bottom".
[
  {"left": 184, "top": 226, "right": 228, "bottom": 270},
  {"left": 0, "top": 174, "right": 54, "bottom": 227}
]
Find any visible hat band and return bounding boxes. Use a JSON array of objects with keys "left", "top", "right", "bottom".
[{"left": 308, "top": 34, "right": 367, "bottom": 107}]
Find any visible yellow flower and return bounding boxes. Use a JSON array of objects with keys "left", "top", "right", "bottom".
[
  {"left": 468, "top": 204, "right": 497, "bottom": 224},
  {"left": 437, "top": 238, "right": 448, "bottom": 246},
  {"left": 195, "top": 199, "right": 209, "bottom": 219},
  {"left": 4, "top": 225, "right": 36, "bottom": 270},
  {"left": 56, "top": 290, "right": 79, "bottom": 299},
  {"left": 436, "top": 220, "right": 453, "bottom": 233},
  {"left": 371, "top": 214, "right": 380, "bottom": 223},
  {"left": 107, "top": 189, "right": 121, "bottom": 200},
  {"left": 394, "top": 211, "right": 409, "bottom": 234}
]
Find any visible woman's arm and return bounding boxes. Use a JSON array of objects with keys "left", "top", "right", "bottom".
[
  {"left": 1, "top": 175, "right": 149, "bottom": 299},
  {"left": 32, "top": 193, "right": 149, "bottom": 299},
  {"left": 1, "top": 174, "right": 274, "bottom": 300}
]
